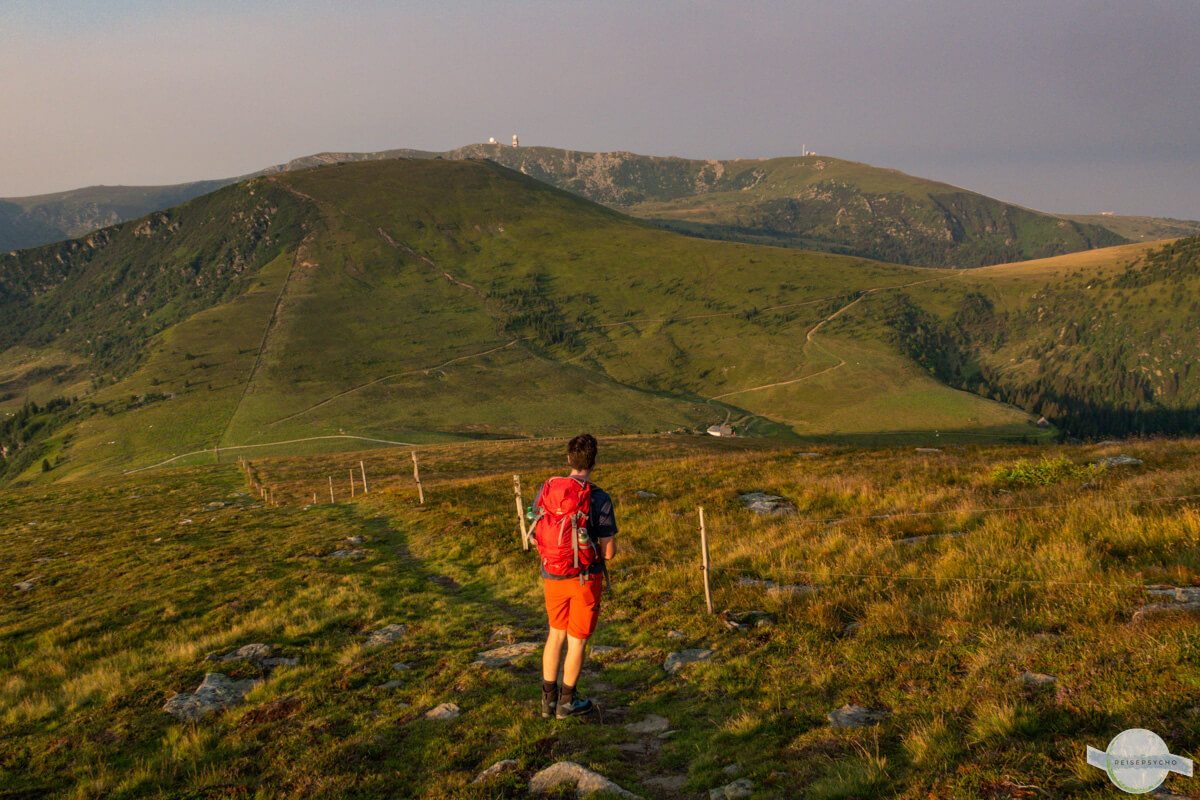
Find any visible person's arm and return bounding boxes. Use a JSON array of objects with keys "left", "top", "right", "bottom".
[{"left": 599, "top": 536, "right": 616, "bottom": 560}]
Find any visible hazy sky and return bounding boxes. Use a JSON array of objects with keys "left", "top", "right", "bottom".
[{"left": 3, "top": 0, "right": 1197, "bottom": 218}]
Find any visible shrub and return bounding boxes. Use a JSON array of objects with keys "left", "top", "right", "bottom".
[{"left": 991, "top": 455, "right": 1101, "bottom": 487}]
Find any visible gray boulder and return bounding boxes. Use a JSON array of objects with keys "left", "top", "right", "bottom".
[
  {"left": 326, "top": 549, "right": 368, "bottom": 559},
  {"left": 208, "top": 643, "right": 298, "bottom": 669},
  {"left": 164, "top": 673, "right": 261, "bottom": 721},
  {"left": 738, "top": 492, "right": 796, "bottom": 517},
  {"left": 529, "top": 761, "right": 641, "bottom": 798},
  {"left": 364, "top": 624, "right": 408, "bottom": 650},
  {"left": 827, "top": 704, "right": 889, "bottom": 728},
  {"left": 664, "top": 649, "right": 714, "bottom": 675},
  {"left": 425, "top": 702, "right": 460, "bottom": 721},
  {"left": 1175, "top": 587, "right": 1200, "bottom": 603},
  {"left": 1096, "top": 454, "right": 1143, "bottom": 468},
  {"left": 1018, "top": 672, "right": 1056, "bottom": 688}
]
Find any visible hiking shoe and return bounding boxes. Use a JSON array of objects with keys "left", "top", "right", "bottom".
[
  {"left": 541, "top": 694, "right": 557, "bottom": 718},
  {"left": 555, "top": 697, "right": 595, "bottom": 719}
]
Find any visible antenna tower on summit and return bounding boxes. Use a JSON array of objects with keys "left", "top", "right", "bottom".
[{"left": 512, "top": 134, "right": 519, "bottom": 147}]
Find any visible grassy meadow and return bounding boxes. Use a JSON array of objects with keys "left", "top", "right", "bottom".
[{"left": 3, "top": 435, "right": 1198, "bottom": 798}]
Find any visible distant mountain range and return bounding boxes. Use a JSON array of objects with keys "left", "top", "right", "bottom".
[{"left": 4, "top": 145, "right": 1198, "bottom": 267}]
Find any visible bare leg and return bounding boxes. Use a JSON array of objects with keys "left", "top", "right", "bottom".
[
  {"left": 563, "top": 634, "right": 587, "bottom": 687},
  {"left": 543, "top": 626, "right": 567, "bottom": 682}
]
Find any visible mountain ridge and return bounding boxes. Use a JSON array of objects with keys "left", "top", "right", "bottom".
[{"left": 6, "top": 145, "right": 1197, "bottom": 265}]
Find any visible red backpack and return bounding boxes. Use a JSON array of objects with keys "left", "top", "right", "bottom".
[{"left": 531, "top": 477, "right": 598, "bottom": 581}]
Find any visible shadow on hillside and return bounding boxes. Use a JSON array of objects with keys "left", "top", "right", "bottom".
[{"left": 353, "top": 511, "right": 544, "bottom": 631}]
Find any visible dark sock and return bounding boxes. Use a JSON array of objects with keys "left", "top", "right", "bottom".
[
  {"left": 559, "top": 683, "right": 575, "bottom": 707},
  {"left": 542, "top": 680, "right": 558, "bottom": 700}
]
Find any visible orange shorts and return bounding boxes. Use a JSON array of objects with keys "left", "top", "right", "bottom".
[{"left": 544, "top": 576, "right": 603, "bottom": 640}]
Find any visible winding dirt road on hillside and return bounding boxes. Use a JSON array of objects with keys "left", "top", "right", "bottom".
[{"left": 711, "top": 275, "right": 954, "bottom": 400}]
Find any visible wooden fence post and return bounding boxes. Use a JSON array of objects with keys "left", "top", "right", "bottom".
[
  {"left": 698, "top": 506, "right": 713, "bottom": 615},
  {"left": 350, "top": 470, "right": 356, "bottom": 498},
  {"left": 329, "top": 476, "right": 334, "bottom": 503},
  {"left": 514, "top": 474, "right": 529, "bottom": 550},
  {"left": 360, "top": 461, "right": 368, "bottom": 494},
  {"left": 412, "top": 451, "right": 425, "bottom": 504}
]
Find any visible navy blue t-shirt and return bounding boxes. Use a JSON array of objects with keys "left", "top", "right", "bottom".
[{"left": 534, "top": 478, "right": 618, "bottom": 579}]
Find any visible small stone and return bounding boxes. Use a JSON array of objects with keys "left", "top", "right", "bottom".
[
  {"left": 425, "top": 702, "right": 460, "bottom": 721},
  {"left": 364, "top": 624, "right": 408, "bottom": 650},
  {"left": 379, "top": 679, "right": 403, "bottom": 690},
  {"left": 1174, "top": 587, "right": 1200, "bottom": 603},
  {"left": 635, "top": 490, "right": 659, "bottom": 498},
  {"left": 798, "top": 452, "right": 821, "bottom": 458},
  {"left": 262, "top": 656, "right": 300, "bottom": 668},
  {"left": 618, "top": 741, "right": 648, "bottom": 753},
  {"left": 392, "top": 662, "right": 411, "bottom": 672},
  {"left": 14, "top": 581, "right": 35, "bottom": 592},
  {"left": 472, "top": 641, "right": 541, "bottom": 668},
  {"left": 710, "top": 778, "right": 755, "bottom": 800},
  {"left": 179, "top": 519, "right": 193, "bottom": 525},
  {"left": 664, "top": 649, "right": 714, "bottom": 675},
  {"left": 827, "top": 704, "right": 889, "bottom": 728},
  {"left": 722, "top": 764, "right": 744, "bottom": 776},
  {"left": 326, "top": 549, "right": 368, "bottom": 559},
  {"left": 721, "top": 610, "right": 774, "bottom": 631},
  {"left": 490, "top": 625, "right": 516, "bottom": 642},
  {"left": 1019, "top": 672, "right": 1056, "bottom": 688},
  {"left": 163, "top": 673, "right": 261, "bottom": 721},
  {"left": 767, "top": 584, "right": 817, "bottom": 599},
  {"left": 1144, "top": 585, "right": 1175, "bottom": 597},
  {"left": 842, "top": 622, "right": 862, "bottom": 636},
  {"left": 1133, "top": 602, "right": 1200, "bottom": 623},
  {"left": 473, "top": 759, "right": 519, "bottom": 784},
  {"left": 1096, "top": 454, "right": 1143, "bottom": 468},
  {"left": 625, "top": 714, "right": 670, "bottom": 734},
  {"left": 667, "top": 630, "right": 687, "bottom": 639},
  {"left": 914, "top": 447, "right": 941, "bottom": 453},
  {"left": 346, "top": 535, "right": 367, "bottom": 544},
  {"left": 528, "top": 761, "right": 641, "bottom": 798},
  {"left": 220, "top": 643, "right": 275, "bottom": 663},
  {"left": 657, "top": 730, "right": 678, "bottom": 739},
  {"left": 590, "top": 644, "right": 619, "bottom": 657}
]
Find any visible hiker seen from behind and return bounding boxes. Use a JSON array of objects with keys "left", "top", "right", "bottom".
[{"left": 529, "top": 434, "right": 617, "bottom": 719}]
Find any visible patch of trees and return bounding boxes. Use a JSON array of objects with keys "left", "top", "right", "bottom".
[
  {"left": 0, "top": 397, "right": 78, "bottom": 481},
  {"left": 882, "top": 288, "right": 1199, "bottom": 438}
]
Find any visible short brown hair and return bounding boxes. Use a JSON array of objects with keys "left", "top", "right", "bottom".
[{"left": 567, "top": 433, "right": 597, "bottom": 471}]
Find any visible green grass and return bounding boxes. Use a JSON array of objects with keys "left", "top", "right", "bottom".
[{"left": 3, "top": 435, "right": 1200, "bottom": 798}]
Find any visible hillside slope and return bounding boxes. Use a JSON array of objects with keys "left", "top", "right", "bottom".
[{"left": 0, "top": 159, "right": 1040, "bottom": 481}]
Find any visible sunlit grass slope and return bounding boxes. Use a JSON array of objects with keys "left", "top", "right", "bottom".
[{"left": 3, "top": 436, "right": 1199, "bottom": 797}]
